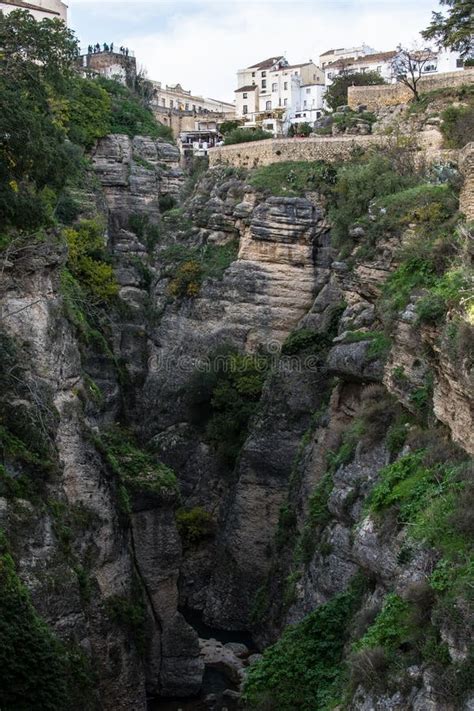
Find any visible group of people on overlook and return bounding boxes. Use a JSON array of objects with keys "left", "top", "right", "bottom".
[{"left": 87, "top": 43, "right": 130, "bottom": 56}]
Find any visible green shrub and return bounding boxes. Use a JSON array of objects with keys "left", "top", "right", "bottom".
[
  {"left": 187, "top": 349, "right": 268, "bottom": 466},
  {"left": 64, "top": 219, "right": 118, "bottom": 303},
  {"left": 354, "top": 593, "right": 412, "bottom": 654},
  {"left": 224, "top": 128, "right": 273, "bottom": 145},
  {"left": 97, "top": 427, "right": 178, "bottom": 498},
  {"left": 97, "top": 77, "right": 174, "bottom": 141},
  {"left": 249, "top": 160, "right": 337, "bottom": 197},
  {"left": 168, "top": 260, "right": 202, "bottom": 298},
  {"left": 176, "top": 507, "right": 216, "bottom": 547},
  {"left": 0, "top": 532, "right": 95, "bottom": 710},
  {"left": 325, "top": 72, "right": 386, "bottom": 111},
  {"left": 243, "top": 578, "right": 365, "bottom": 710},
  {"left": 328, "top": 156, "right": 415, "bottom": 248},
  {"left": 441, "top": 103, "right": 474, "bottom": 149},
  {"left": 66, "top": 77, "right": 111, "bottom": 149},
  {"left": 105, "top": 583, "right": 148, "bottom": 656}
]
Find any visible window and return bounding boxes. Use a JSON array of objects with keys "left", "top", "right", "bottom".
[
  {"left": 279, "top": 98, "right": 282, "bottom": 106},
  {"left": 243, "top": 92, "right": 248, "bottom": 99},
  {"left": 170, "top": 99, "right": 174, "bottom": 108},
  {"left": 266, "top": 100, "right": 272, "bottom": 110},
  {"left": 266, "top": 123, "right": 274, "bottom": 131},
  {"left": 192, "top": 104, "right": 196, "bottom": 111},
  {"left": 243, "top": 105, "right": 248, "bottom": 114},
  {"left": 304, "top": 100, "right": 307, "bottom": 107},
  {"left": 272, "top": 82, "right": 277, "bottom": 91},
  {"left": 284, "top": 98, "right": 288, "bottom": 106},
  {"left": 252, "top": 71, "right": 256, "bottom": 77},
  {"left": 284, "top": 81, "right": 288, "bottom": 90},
  {"left": 306, "top": 88, "right": 311, "bottom": 94},
  {"left": 328, "top": 72, "right": 333, "bottom": 79},
  {"left": 185, "top": 103, "right": 189, "bottom": 110},
  {"left": 377, "top": 66, "right": 382, "bottom": 73},
  {"left": 262, "top": 71, "right": 267, "bottom": 77},
  {"left": 161, "top": 98, "right": 166, "bottom": 107},
  {"left": 262, "top": 79, "right": 267, "bottom": 89}
]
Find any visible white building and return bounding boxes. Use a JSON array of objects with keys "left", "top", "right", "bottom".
[
  {"left": 322, "top": 46, "right": 464, "bottom": 87},
  {"left": 319, "top": 44, "right": 376, "bottom": 69},
  {"left": 0, "top": 0, "right": 67, "bottom": 23},
  {"left": 235, "top": 56, "right": 326, "bottom": 135},
  {"left": 152, "top": 81, "right": 234, "bottom": 116}
]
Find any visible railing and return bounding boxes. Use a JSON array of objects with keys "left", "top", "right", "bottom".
[{"left": 79, "top": 47, "right": 135, "bottom": 58}]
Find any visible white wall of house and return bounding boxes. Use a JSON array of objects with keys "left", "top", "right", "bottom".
[{"left": 0, "top": 0, "right": 67, "bottom": 22}]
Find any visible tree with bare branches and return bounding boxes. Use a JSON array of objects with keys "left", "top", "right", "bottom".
[{"left": 390, "top": 44, "right": 437, "bottom": 101}]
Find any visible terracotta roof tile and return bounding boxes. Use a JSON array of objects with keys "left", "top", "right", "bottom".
[{"left": 235, "top": 85, "right": 257, "bottom": 93}]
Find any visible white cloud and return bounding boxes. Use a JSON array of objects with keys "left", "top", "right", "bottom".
[{"left": 70, "top": 0, "right": 438, "bottom": 102}]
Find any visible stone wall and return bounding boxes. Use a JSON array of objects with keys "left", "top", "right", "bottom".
[
  {"left": 348, "top": 68, "right": 474, "bottom": 110},
  {"left": 209, "top": 135, "right": 384, "bottom": 168},
  {"left": 460, "top": 142, "right": 474, "bottom": 221},
  {"left": 208, "top": 130, "right": 448, "bottom": 169}
]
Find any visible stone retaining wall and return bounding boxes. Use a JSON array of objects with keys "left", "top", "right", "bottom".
[
  {"left": 460, "top": 142, "right": 474, "bottom": 221},
  {"left": 208, "top": 135, "right": 384, "bottom": 168},
  {"left": 348, "top": 68, "right": 474, "bottom": 111},
  {"left": 208, "top": 130, "right": 448, "bottom": 169}
]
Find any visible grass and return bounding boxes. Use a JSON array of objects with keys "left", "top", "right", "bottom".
[
  {"left": 249, "top": 160, "right": 337, "bottom": 197},
  {"left": 95, "top": 427, "right": 179, "bottom": 499}
]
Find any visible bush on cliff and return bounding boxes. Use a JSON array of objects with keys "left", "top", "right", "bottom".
[
  {"left": 187, "top": 348, "right": 268, "bottom": 466},
  {"left": 243, "top": 577, "right": 365, "bottom": 710},
  {"left": 0, "top": 532, "right": 95, "bottom": 710},
  {"left": 224, "top": 128, "right": 273, "bottom": 145},
  {"left": 440, "top": 103, "right": 474, "bottom": 148},
  {"left": 96, "top": 77, "right": 174, "bottom": 142},
  {"left": 249, "top": 160, "right": 337, "bottom": 197}
]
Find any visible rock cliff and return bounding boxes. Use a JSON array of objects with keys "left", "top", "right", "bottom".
[{"left": 1, "top": 133, "right": 473, "bottom": 710}]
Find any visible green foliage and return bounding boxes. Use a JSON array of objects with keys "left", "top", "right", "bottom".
[
  {"left": 96, "top": 77, "right": 173, "bottom": 141},
  {"left": 0, "top": 531, "right": 95, "bottom": 710},
  {"left": 249, "top": 160, "right": 337, "bottom": 197},
  {"left": 0, "top": 11, "right": 81, "bottom": 232},
  {"left": 422, "top": 0, "right": 474, "bottom": 58},
  {"left": 219, "top": 120, "right": 242, "bottom": 134},
  {"left": 325, "top": 72, "right": 386, "bottom": 111},
  {"left": 64, "top": 219, "right": 118, "bottom": 303},
  {"left": 168, "top": 260, "right": 202, "bottom": 298},
  {"left": 224, "top": 128, "right": 273, "bottom": 145},
  {"left": 243, "top": 578, "right": 365, "bottom": 710},
  {"left": 328, "top": 156, "right": 416, "bottom": 248},
  {"left": 128, "top": 213, "right": 161, "bottom": 251},
  {"left": 187, "top": 349, "right": 268, "bottom": 466},
  {"left": 176, "top": 507, "right": 215, "bottom": 547},
  {"left": 97, "top": 427, "right": 178, "bottom": 498},
  {"left": 105, "top": 584, "right": 148, "bottom": 656},
  {"left": 165, "top": 240, "right": 239, "bottom": 299},
  {"left": 367, "top": 452, "right": 433, "bottom": 524},
  {"left": 440, "top": 103, "right": 474, "bottom": 148},
  {"left": 308, "top": 473, "right": 334, "bottom": 528},
  {"left": 354, "top": 593, "right": 412, "bottom": 653},
  {"left": 66, "top": 77, "right": 111, "bottom": 149},
  {"left": 296, "top": 122, "right": 312, "bottom": 137},
  {"left": 342, "top": 330, "right": 391, "bottom": 361}
]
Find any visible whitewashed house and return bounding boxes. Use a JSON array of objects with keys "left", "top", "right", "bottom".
[
  {"left": 235, "top": 55, "right": 326, "bottom": 135},
  {"left": 0, "top": 0, "right": 67, "bottom": 23}
]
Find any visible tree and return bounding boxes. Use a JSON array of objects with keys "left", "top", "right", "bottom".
[
  {"left": 422, "top": 0, "right": 474, "bottom": 59},
  {"left": 0, "top": 10, "right": 81, "bottom": 230},
  {"left": 325, "top": 71, "right": 386, "bottom": 111},
  {"left": 219, "top": 120, "right": 242, "bottom": 135},
  {"left": 297, "top": 122, "right": 313, "bottom": 137},
  {"left": 390, "top": 45, "right": 437, "bottom": 101}
]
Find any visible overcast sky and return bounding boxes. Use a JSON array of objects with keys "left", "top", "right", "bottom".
[{"left": 68, "top": 0, "right": 441, "bottom": 102}]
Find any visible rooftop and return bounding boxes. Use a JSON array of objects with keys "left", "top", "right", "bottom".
[
  {"left": 248, "top": 56, "right": 285, "bottom": 70},
  {"left": 326, "top": 50, "right": 397, "bottom": 68},
  {"left": 235, "top": 85, "right": 257, "bottom": 93},
  {"left": 2, "top": 0, "right": 64, "bottom": 15}
]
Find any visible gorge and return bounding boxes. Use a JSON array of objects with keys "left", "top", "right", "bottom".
[{"left": 1, "top": 11, "right": 473, "bottom": 711}]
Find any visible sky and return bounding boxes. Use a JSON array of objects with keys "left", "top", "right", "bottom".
[{"left": 68, "top": 0, "right": 442, "bottom": 102}]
